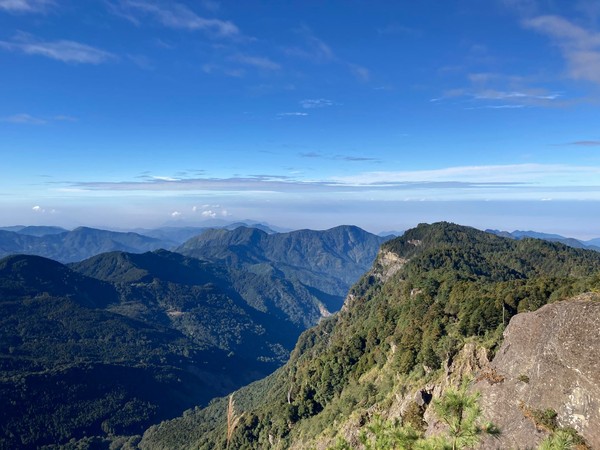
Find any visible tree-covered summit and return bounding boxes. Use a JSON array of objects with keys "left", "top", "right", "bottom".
[{"left": 141, "top": 222, "right": 600, "bottom": 449}]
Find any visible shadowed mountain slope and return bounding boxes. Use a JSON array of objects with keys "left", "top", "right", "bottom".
[{"left": 0, "top": 254, "right": 289, "bottom": 449}]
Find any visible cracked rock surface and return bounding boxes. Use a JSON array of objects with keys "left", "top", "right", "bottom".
[{"left": 476, "top": 294, "right": 600, "bottom": 449}]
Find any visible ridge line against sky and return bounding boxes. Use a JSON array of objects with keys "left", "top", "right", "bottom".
[{"left": 1, "top": 0, "right": 600, "bottom": 237}]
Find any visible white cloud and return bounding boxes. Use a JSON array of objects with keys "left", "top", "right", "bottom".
[
  {"left": 171, "top": 211, "right": 182, "bottom": 217},
  {"left": 566, "top": 140, "right": 600, "bottom": 146},
  {"left": 524, "top": 15, "right": 600, "bottom": 84},
  {"left": 2, "top": 113, "right": 46, "bottom": 124},
  {"left": 436, "top": 82, "right": 562, "bottom": 108},
  {"left": 193, "top": 204, "right": 227, "bottom": 218},
  {"left": 285, "top": 29, "right": 334, "bottom": 62},
  {"left": 332, "top": 164, "right": 600, "bottom": 186},
  {"left": 348, "top": 63, "right": 370, "bottom": 81},
  {"left": 473, "top": 90, "right": 560, "bottom": 100},
  {"left": 278, "top": 112, "right": 308, "bottom": 117},
  {"left": 230, "top": 54, "right": 281, "bottom": 70},
  {"left": 300, "top": 98, "right": 334, "bottom": 109},
  {"left": 153, "top": 176, "right": 180, "bottom": 181},
  {"left": 110, "top": 0, "right": 239, "bottom": 37},
  {"left": 1, "top": 113, "right": 79, "bottom": 124},
  {"left": 32, "top": 205, "right": 45, "bottom": 213},
  {"left": 286, "top": 27, "right": 369, "bottom": 82},
  {"left": 0, "top": 0, "right": 53, "bottom": 13},
  {"left": 61, "top": 163, "right": 600, "bottom": 204},
  {"left": 0, "top": 33, "right": 115, "bottom": 64}
]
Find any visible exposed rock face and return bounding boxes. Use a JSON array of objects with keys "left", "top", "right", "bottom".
[
  {"left": 374, "top": 249, "right": 407, "bottom": 282},
  {"left": 476, "top": 295, "right": 600, "bottom": 449}
]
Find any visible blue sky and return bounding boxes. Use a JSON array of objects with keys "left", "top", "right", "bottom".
[{"left": 1, "top": 0, "right": 600, "bottom": 237}]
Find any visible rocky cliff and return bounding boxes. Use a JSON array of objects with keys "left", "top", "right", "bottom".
[{"left": 476, "top": 294, "right": 600, "bottom": 449}]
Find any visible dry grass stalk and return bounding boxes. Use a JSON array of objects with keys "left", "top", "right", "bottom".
[{"left": 226, "top": 394, "right": 243, "bottom": 449}]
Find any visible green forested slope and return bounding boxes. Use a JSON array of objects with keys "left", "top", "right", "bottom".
[
  {"left": 176, "top": 225, "right": 389, "bottom": 313},
  {"left": 0, "top": 255, "right": 278, "bottom": 449},
  {"left": 2, "top": 228, "right": 385, "bottom": 449},
  {"left": 141, "top": 222, "right": 600, "bottom": 449}
]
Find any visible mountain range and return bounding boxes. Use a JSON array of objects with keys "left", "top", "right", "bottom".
[
  {"left": 487, "top": 228, "right": 600, "bottom": 251},
  {"left": 0, "top": 222, "right": 284, "bottom": 264},
  {"left": 176, "top": 225, "right": 389, "bottom": 313},
  {"left": 0, "top": 227, "right": 170, "bottom": 263},
  {"left": 2, "top": 222, "right": 600, "bottom": 449},
  {"left": 141, "top": 222, "right": 600, "bottom": 449},
  {"left": 0, "top": 225, "right": 388, "bottom": 449}
]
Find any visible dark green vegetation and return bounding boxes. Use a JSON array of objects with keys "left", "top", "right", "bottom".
[
  {"left": 70, "top": 249, "right": 303, "bottom": 362},
  {"left": 0, "top": 225, "right": 386, "bottom": 448},
  {"left": 177, "top": 225, "right": 388, "bottom": 313},
  {"left": 0, "top": 254, "right": 281, "bottom": 449},
  {"left": 142, "top": 223, "right": 600, "bottom": 449}
]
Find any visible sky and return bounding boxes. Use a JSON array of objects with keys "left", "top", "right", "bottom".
[{"left": 1, "top": 0, "right": 600, "bottom": 237}]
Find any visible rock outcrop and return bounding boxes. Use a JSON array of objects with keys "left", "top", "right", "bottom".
[{"left": 476, "top": 294, "right": 600, "bottom": 449}]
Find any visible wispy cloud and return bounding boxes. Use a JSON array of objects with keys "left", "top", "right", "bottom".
[
  {"left": 0, "top": 0, "right": 53, "bottom": 13},
  {"left": 299, "top": 151, "right": 380, "bottom": 162},
  {"left": 565, "top": 140, "right": 600, "bottom": 146},
  {"left": 0, "top": 33, "right": 115, "bottom": 64},
  {"left": 31, "top": 204, "right": 56, "bottom": 214},
  {"left": 1, "top": 113, "right": 78, "bottom": 124},
  {"left": 299, "top": 151, "right": 321, "bottom": 158},
  {"left": 285, "top": 27, "right": 370, "bottom": 82},
  {"left": 229, "top": 54, "right": 281, "bottom": 70},
  {"left": 201, "top": 62, "right": 245, "bottom": 77},
  {"left": 278, "top": 112, "right": 308, "bottom": 117},
  {"left": 1, "top": 113, "right": 46, "bottom": 124},
  {"left": 348, "top": 63, "right": 370, "bottom": 81},
  {"left": 338, "top": 155, "right": 380, "bottom": 162},
  {"left": 523, "top": 15, "right": 600, "bottom": 84},
  {"left": 332, "top": 164, "right": 600, "bottom": 186},
  {"left": 377, "top": 23, "right": 422, "bottom": 37},
  {"left": 300, "top": 98, "right": 334, "bottom": 109},
  {"left": 285, "top": 28, "right": 334, "bottom": 62},
  {"left": 109, "top": 0, "right": 239, "bottom": 38},
  {"left": 473, "top": 90, "right": 561, "bottom": 100},
  {"left": 466, "top": 104, "right": 527, "bottom": 110},
  {"left": 56, "top": 164, "right": 600, "bottom": 202},
  {"left": 435, "top": 79, "right": 563, "bottom": 109}
]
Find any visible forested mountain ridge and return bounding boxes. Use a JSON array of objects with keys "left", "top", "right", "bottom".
[
  {"left": 176, "top": 225, "right": 389, "bottom": 312},
  {"left": 70, "top": 249, "right": 304, "bottom": 362},
  {"left": 140, "top": 222, "right": 600, "bottom": 449},
  {"left": 0, "top": 225, "right": 388, "bottom": 449},
  {"left": 0, "top": 254, "right": 267, "bottom": 450}
]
